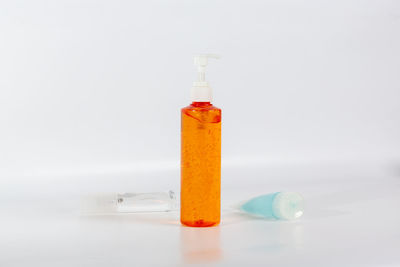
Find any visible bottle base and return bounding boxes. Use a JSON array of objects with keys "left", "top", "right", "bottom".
[{"left": 181, "top": 219, "right": 220, "bottom": 227}]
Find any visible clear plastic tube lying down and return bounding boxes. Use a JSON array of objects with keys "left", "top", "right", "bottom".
[
  {"left": 81, "top": 191, "right": 178, "bottom": 214},
  {"left": 81, "top": 191, "right": 304, "bottom": 220}
]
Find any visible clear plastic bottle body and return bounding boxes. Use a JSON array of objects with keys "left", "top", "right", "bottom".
[{"left": 181, "top": 102, "right": 221, "bottom": 227}]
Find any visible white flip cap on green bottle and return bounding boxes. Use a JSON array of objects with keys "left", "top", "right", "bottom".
[
  {"left": 191, "top": 54, "right": 219, "bottom": 102},
  {"left": 272, "top": 192, "right": 304, "bottom": 220}
]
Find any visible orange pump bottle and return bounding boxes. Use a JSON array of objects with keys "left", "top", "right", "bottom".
[{"left": 180, "top": 55, "right": 221, "bottom": 227}]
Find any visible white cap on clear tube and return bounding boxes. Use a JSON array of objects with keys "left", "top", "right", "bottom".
[{"left": 191, "top": 54, "right": 219, "bottom": 102}]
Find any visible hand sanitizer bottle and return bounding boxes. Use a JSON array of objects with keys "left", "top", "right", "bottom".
[{"left": 181, "top": 54, "right": 221, "bottom": 227}]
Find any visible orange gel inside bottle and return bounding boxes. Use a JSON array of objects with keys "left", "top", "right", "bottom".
[{"left": 181, "top": 102, "right": 221, "bottom": 227}]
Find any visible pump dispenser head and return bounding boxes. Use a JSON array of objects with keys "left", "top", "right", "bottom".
[{"left": 191, "top": 54, "right": 219, "bottom": 102}]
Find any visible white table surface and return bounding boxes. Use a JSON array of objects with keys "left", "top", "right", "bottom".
[{"left": 1, "top": 162, "right": 400, "bottom": 266}]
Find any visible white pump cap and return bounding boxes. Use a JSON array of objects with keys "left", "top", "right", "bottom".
[{"left": 191, "top": 54, "right": 219, "bottom": 102}]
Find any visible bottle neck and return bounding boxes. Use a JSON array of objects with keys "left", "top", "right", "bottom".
[
  {"left": 191, "top": 85, "right": 212, "bottom": 102},
  {"left": 192, "top": 102, "right": 212, "bottom": 107}
]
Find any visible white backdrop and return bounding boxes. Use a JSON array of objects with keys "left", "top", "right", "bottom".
[
  {"left": 1, "top": 0, "right": 399, "bottom": 177},
  {"left": 1, "top": 1, "right": 400, "bottom": 266}
]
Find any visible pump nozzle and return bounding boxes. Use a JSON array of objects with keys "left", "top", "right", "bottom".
[{"left": 191, "top": 54, "right": 219, "bottom": 102}]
